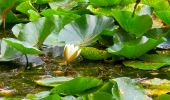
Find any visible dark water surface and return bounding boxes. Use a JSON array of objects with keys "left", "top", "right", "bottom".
[{"left": 0, "top": 58, "right": 169, "bottom": 97}]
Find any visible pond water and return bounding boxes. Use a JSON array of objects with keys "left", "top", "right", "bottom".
[{"left": 0, "top": 57, "right": 170, "bottom": 97}]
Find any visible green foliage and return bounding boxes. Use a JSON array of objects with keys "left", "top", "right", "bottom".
[
  {"left": 51, "top": 77, "right": 103, "bottom": 95},
  {"left": 57, "top": 14, "right": 115, "bottom": 45},
  {"left": 80, "top": 46, "right": 111, "bottom": 60},
  {"left": 112, "top": 10, "right": 152, "bottom": 37},
  {"left": 3, "top": 38, "right": 43, "bottom": 54}
]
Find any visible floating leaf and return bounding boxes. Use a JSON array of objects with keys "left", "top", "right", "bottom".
[
  {"left": 51, "top": 77, "right": 103, "bottom": 95},
  {"left": 140, "top": 78, "right": 170, "bottom": 96},
  {"left": 28, "top": 10, "right": 40, "bottom": 21},
  {"left": 123, "top": 61, "right": 167, "bottom": 70},
  {"left": 113, "top": 77, "right": 152, "bottom": 100},
  {"left": 26, "top": 91, "right": 51, "bottom": 100},
  {"left": 35, "top": 77, "right": 74, "bottom": 87},
  {"left": 0, "top": 40, "right": 22, "bottom": 61},
  {"left": 3, "top": 38, "right": 43, "bottom": 54},
  {"left": 112, "top": 10, "right": 152, "bottom": 37},
  {"left": 57, "top": 14, "right": 115, "bottom": 45},
  {"left": 80, "top": 47, "right": 111, "bottom": 60},
  {"left": 12, "top": 15, "right": 77, "bottom": 47},
  {"left": 139, "top": 54, "right": 170, "bottom": 64},
  {"left": 107, "top": 32, "right": 164, "bottom": 58}
]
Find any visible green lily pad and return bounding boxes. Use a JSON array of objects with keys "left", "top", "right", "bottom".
[
  {"left": 35, "top": 77, "right": 74, "bottom": 87},
  {"left": 108, "top": 34, "right": 164, "bottom": 58},
  {"left": 51, "top": 77, "right": 103, "bottom": 95},
  {"left": 12, "top": 15, "right": 77, "bottom": 47},
  {"left": 0, "top": 40, "right": 22, "bottom": 61},
  {"left": 140, "top": 78, "right": 170, "bottom": 96},
  {"left": 123, "top": 61, "right": 167, "bottom": 70},
  {"left": 113, "top": 77, "right": 152, "bottom": 100},
  {"left": 3, "top": 38, "right": 43, "bottom": 54},
  {"left": 57, "top": 14, "right": 115, "bottom": 45},
  {"left": 80, "top": 47, "right": 111, "bottom": 60},
  {"left": 112, "top": 10, "right": 152, "bottom": 37}
]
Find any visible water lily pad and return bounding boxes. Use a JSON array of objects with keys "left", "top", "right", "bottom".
[
  {"left": 12, "top": 15, "right": 77, "bottom": 47},
  {"left": 139, "top": 78, "right": 170, "bottom": 96},
  {"left": 107, "top": 34, "right": 164, "bottom": 58},
  {"left": 123, "top": 61, "right": 167, "bottom": 70},
  {"left": 3, "top": 38, "right": 43, "bottom": 54},
  {"left": 80, "top": 47, "right": 111, "bottom": 60},
  {"left": 35, "top": 77, "right": 74, "bottom": 87},
  {"left": 113, "top": 77, "right": 152, "bottom": 100},
  {"left": 0, "top": 40, "right": 22, "bottom": 61},
  {"left": 112, "top": 10, "right": 152, "bottom": 37},
  {"left": 57, "top": 14, "right": 115, "bottom": 45},
  {"left": 51, "top": 77, "right": 103, "bottom": 95}
]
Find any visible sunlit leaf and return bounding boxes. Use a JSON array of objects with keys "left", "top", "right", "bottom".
[
  {"left": 12, "top": 15, "right": 77, "bottom": 47},
  {"left": 140, "top": 78, "right": 170, "bottom": 96},
  {"left": 51, "top": 77, "right": 103, "bottom": 95},
  {"left": 107, "top": 31, "right": 164, "bottom": 58},
  {"left": 3, "top": 38, "right": 43, "bottom": 54},
  {"left": 16, "top": 1, "right": 37, "bottom": 14},
  {"left": 26, "top": 91, "right": 51, "bottom": 100},
  {"left": 35, "top": 77, "right": 74, "bottom": 87},
  {"left": 112, "top": 10, "right": 152, "bottom": 37},
  {"left": 57, "top": 14, "right": 115, "bottom": 45},
  {"left": 28, "top": 10, "right": 40, "bottom": 21},
  {"left": 0, "top": 40, "right": 22, "bottom": 61},
  {"left": 113, "top": 77, "right": 152, "bottom": 100}
]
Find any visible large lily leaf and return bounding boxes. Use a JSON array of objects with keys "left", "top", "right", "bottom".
[
  {"left": 12, "top": 15, "right": 77, "bottom": 47},
  {"left": 123, "top": 54, "right": 170, "bottom": 70},
  {"left": 141, "top": 0, "right": 170, "bottom": 11},
  {"left": 57, "top": 14, "right": 115, "bottom": 45},
  {"left": 155, "top": 11, "right": 170, "bottom": 26},
  {"left": 123, "top": 61, "right": 167, "bottom": 70},
  {"left": 113, "top": 77, "right": 152, "bottom": 100},
  {"left": 3, "top": 38, "right": 43, "bottom": 54},
  {"left": 107, "top": 31, "right": 164, "bottom": 58},
  {"left": 0, "top": 40, "right": 22, "bottom": 61},
  {"left": 112, "top": 10, "right": 152, "bottom": 37},
  {"left": 140, "top": 78, "right": 170, "bottom": 96},
  {"left": 51, "top": 77, "right": 103, "bottom": 95}
]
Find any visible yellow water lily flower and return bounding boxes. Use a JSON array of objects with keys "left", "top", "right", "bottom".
[{"left": 63, "top": 44, "right": 81, "bottom": 65}]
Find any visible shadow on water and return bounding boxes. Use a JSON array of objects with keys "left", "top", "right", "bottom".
[{"left": 0, "top": 58, "right": 169, "bottom": 97}]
